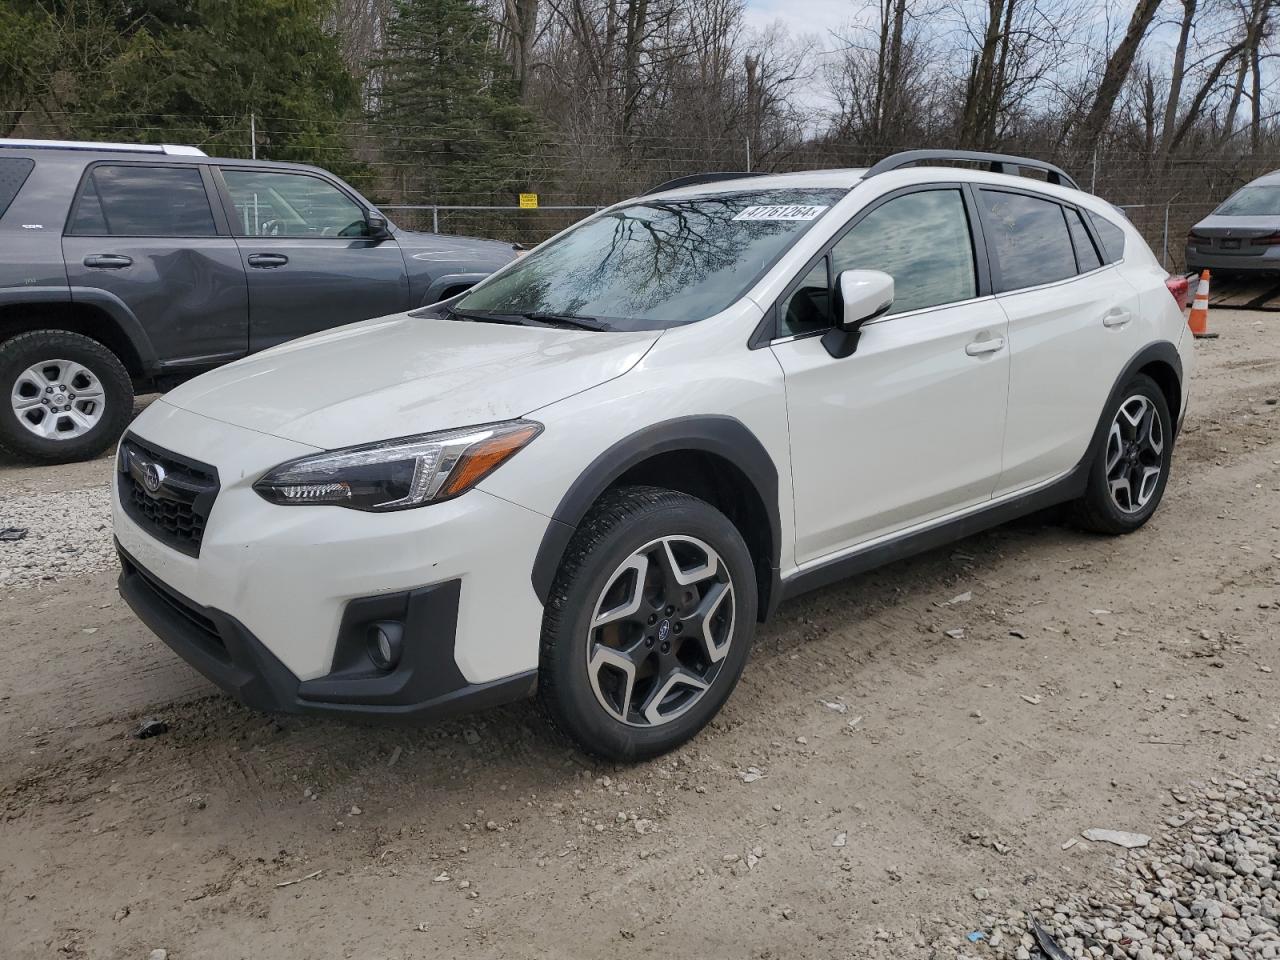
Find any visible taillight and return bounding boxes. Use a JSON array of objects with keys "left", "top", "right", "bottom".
[
  {"left": 1165, "top": 275, "right": 1189, "bottom": 306},
  {"left": 1250, "top": 233, "right": 1280, "bottom": 246},
  {"left": 1187, "top": 230, "right": 1208, "bottom": 240}
]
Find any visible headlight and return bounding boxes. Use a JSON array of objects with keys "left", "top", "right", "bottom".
[{"left": 253, "top": 421, "right": 542, "bottom": 511}]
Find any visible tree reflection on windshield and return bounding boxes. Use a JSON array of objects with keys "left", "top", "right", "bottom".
[{"left": 458, "top": 188, "right": 845, "bottom": 331}]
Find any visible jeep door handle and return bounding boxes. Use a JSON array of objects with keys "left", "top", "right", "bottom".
[
  {"left": 83, "top": 254, "right": 132, "bottom": 268},
  {"left": 1102, "top": 308, "right": 1132, "bottom": 328},
  {"left": 965, "top": 336, "right": 1005, "bottom": 356},
  {"left": 247, "top": 253, "right": 289, "bottom": 268}
]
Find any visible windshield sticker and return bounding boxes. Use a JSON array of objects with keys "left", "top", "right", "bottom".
[{"left": 733, "top": 205, "right": 828, "bottom": 222}]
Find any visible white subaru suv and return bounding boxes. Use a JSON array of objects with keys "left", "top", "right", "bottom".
[{"left": 113, "top": 150, "right": 1193, "bottom": 760}]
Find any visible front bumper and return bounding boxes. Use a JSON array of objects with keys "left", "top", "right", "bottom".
[
  {"left": 113, "top": 400, "right": 551, "bottom": 719},
  {"left": 118, "top": 544, "right": 535, "bottom": 719}
]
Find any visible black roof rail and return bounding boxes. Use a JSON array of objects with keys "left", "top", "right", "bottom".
[
  {"left": 863, "top": 149, "right": 1080, "bottom": 190},
  {"left": 643, "top": 171, "right": 765, "bottom": 195}
]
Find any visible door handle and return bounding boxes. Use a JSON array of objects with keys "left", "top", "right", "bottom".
[
  {"left": 83, "top": 254, "right": 132, "bottom": 268},
  {"left": 1102, "top": 308, "right": 1132, "bottom": 328},
  {"left": 965, "top": 336, "right": 1005, "bottom": 356},
  {"left": 247, "top": 253, "right": 289, "bottom": 268}
]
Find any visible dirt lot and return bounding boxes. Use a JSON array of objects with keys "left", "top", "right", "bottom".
[{"left": 0, "top": 310, "right": 1277, "bottom": 960}]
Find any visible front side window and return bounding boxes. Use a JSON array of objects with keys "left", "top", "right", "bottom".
[
  {"left": 69, "top": 165, "right": 216, "bottom": 237},
  {"left": 830, "top": 189, "right": 977, "bottom": 315},
  {"left": 980, "top": 190, "right": 1076, "bottom": 291},
  {"left": 457, "top": 188, "right": 846, "bottom": 331},
  {"left": 779, "top": 258, "right": 830, "bottom": 337},
  {"left": 221, "top": 169, "right": 369, "bottom": 238}
]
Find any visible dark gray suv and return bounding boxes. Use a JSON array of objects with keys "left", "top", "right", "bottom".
[{"left": 0, "top": 139, "right": 517, "bottom": 463}]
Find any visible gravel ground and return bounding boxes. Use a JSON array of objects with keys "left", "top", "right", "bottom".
[
  {"left": 0, "top": 312, "right": 1276, "bottom": 960},
  {"left": 931, "top": 765, "right": 1280, "bottom": 959},
  {"left": 0, "top": 485, "right": 114, "bottom": 589}
]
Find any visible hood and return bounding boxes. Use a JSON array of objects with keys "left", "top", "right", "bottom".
[
  {"left": 1190, "top": 214, "right": 1280, "bottom": 239},
  {"left": 394, "top": 229, "right": 518, "bottom": 269},
  {"left": 161, "top": 314, "right": 659, "bottom": 449}
]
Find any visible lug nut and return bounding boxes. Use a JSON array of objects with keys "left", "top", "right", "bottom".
[
  {"left": 673, "top": 622, "right": 683, "bottom": 634},
  {"left": 660, "top": 641, "right": 671, "bottom": 654},
  {"left": 645, "top": 636, "right": 654, "bottom": 647},
  {"left": 45, "top": 386, "right": 53, "bottom": 393},
  {"left": 665, "top": 605, "right": 674, "bottom": 615},
  {"left": 647, "top": 614, "right": 657, "bottom": 625}
]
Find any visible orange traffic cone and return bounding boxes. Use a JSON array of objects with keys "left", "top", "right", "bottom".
[{"left": 1188, "top": 269, "right": 1217, "bottom": 339}]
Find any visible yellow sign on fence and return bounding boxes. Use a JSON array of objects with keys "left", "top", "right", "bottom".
[{"left": 519, "top": 193, "right": 539, "bottom": 209}]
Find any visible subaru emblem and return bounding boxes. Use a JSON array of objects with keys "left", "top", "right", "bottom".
[{"left": 141, "top": 460, "right": 165, "bottom": 494}]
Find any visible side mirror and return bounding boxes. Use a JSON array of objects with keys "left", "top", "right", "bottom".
[
  {"left": 822, "top": 269, "right": 894, "bottom": 358},
  {"left": 365, "top": 213, "right": 390, "bottom": 238}
]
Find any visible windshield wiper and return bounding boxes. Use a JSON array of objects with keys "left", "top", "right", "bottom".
[
  {"left": 519, "top": 311, "right": 612, "bottom": 331},
  {"left": 445, "top": 306, "right": 525, "bottom": 325}
]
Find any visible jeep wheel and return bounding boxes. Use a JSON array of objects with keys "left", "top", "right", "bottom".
[
  {"left": 539, "top": 486, "right": 758, "bottom": 761},
  {"left": 1070, "top": 373, "right": 1173, "bottom": 535},
  {"left": 0, "top": 330, "right": 134, "bottom": 464}
]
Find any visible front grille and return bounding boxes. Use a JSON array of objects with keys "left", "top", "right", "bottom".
[{"left": 117, "top": 435, "right": 220, "bottom": 558}]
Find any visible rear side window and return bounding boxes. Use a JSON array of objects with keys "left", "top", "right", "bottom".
[
  {"left": 1086, "top": 211, "right": 1126, "bottom": 263},
  {"left": 1065, "top": 208, "right": 1102, "bottom": 272},
  {"left": 980, "top": 190, "right": 1076, "bottom": 291},
  {"left": 830, "top": 189, "right": 977, "bottom": 315},
  {"left": 69, "top": 165, "right": 217, "bottom": 237},
  {"left": 0, "top": 157, "right": 35, "bottom": 220}
]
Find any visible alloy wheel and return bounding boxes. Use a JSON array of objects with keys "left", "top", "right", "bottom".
[
  {"left": 9, "top": 359, "right": 106, "bottom": 441},
  {"left": 1105, "top": 394, "right": 1164, "bottom": 513},
  {"left": 585, "top": 535, "right": 735, "bottom": 727}
]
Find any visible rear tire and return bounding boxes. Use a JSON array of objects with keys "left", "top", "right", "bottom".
[
  {"left": 0, "top": 330, "right": 134, "bottom": 464},
  {"left": 1070, "top": 373, "right": 1172, "bottom": 535},
  {"left": 538, "top": 486, "right": 758, "bottom": 761}
]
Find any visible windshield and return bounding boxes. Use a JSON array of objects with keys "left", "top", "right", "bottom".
[
  {"left": 1215, "top": 185, "right": 1280, "bottom": 217},
  {"left": 455, "top": 188, "right": 846, "bottom": 330}
]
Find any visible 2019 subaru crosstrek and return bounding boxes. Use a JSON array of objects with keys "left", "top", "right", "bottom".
[{"left": 113, "top": 150, "right": 1193, "bottom": 761}]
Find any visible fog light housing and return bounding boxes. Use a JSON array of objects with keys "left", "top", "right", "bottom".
[{"left": 367, "top": 622, "right": 403, "bottom": 671}]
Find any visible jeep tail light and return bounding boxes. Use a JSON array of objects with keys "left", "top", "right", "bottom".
[{"left": 1165, "top": 275, "right": 1189, "bottom": 307}]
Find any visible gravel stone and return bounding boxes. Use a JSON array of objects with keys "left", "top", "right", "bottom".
[{"left": 0, "top": 485, "right": 114, "bottom": 589}]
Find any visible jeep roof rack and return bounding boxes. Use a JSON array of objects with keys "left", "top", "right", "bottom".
[
  {"left": 643, "top": 171, "right": 765, "bottom": 195},
  {"left": 863, "top": 149, "right": 1079, "bottom": 190},
  {"left": 0, "top": 138, "right": 207, "bottom": 157}
]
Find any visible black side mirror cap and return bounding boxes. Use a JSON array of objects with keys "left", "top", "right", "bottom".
[{"left": 366, "top": 214, "right": 390, "bottom": 238}]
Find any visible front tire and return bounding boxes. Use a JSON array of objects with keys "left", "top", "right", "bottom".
[
  {"left": 538, "top": 486, "right": 758, "bottom": 761},
  {"left": 0, "top": 330, "right": 134, "bottom": 464},
  {"left": 1070, "top": 373, "right": 1173, "bottom": 535}
]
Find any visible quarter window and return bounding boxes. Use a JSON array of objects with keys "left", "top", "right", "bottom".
[
  {"left": 1086, "top": 210, "right": 1126, "bottom": 263},
  {"left": 69, "top": 165, "right": 217, "bottom": 237},
  {"left": 1065, "top": 208, "right": 1102, "bottom": 272},
  {"left": 0, "top": 157, "right": 35, "bottom": 220},
  {"left": 830, "top": 189, "right": 977, "bottom": 316},
  {"left": 779, "top": 258, "right": 830, "bottom": 337},
  {"left": 980, "top": 190, "right": 1077, "bottom": 291},
  {"left": 221, "top": 169, "right": 369, "bottom": 238}
]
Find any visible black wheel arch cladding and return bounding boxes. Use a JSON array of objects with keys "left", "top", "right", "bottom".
[{"left": 530, "top": 416, "right": 781, "bottom": 615}]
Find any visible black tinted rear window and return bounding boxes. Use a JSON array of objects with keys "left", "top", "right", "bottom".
[
  {"left": 980, "top": 189, "right": 1077, "bottom": 291},
  {"left": 0, "top": 157, "right": 35, "bottom": 220},
  {"left": 70, "top": 165, "right": 217, "bottom": 237},
  {"left": 1086, "top": 211, "right": 1126, "bottom": 263}
]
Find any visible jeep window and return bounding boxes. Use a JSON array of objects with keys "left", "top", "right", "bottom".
[
  {"left": 1065, "top": 207, "right": 1103, "bottom": 272},
  {"left": 0, "top": 157, "right": 35, "bottom": 220},
  {"left": 69, "top": 165, "right": 217, "bottom": 237},
  {"left": 979, "top": 189, "right": 1077, "bottom": 291},
  {"left": 221, "top": 169, "right": 370, "bottom": 238},
  {"left": 831, "top": 189, "right": 977, "bottom": 315},
  {"left": 1086, "top": 210, "right": 1126, "bottom": 263},
  {"left": 455, "top": 188, "right": 846, "bottom": 330}
]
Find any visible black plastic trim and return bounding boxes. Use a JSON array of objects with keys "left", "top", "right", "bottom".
[
  {"left": 530, "top": 416, "right": 781, "bottom": 606},
  {"left": 864, "top": 149, "right": 1079, "bottom": 190},
  {"left": 117, "top": 544, "right": 536, "bottom": 722},
  {"left": 772, "top": 340, "right": 1182, "bottom": 611},
  {"left": 644, "top": 172, "right": 766, "bottom": 195}
]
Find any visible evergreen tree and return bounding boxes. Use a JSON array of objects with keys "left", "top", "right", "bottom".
[{"left": 373, "top": 0, "right": 538, "bottom": 203}]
